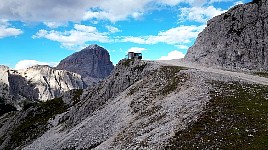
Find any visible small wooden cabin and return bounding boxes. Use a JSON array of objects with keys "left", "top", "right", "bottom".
[{"left": 127, "top": 52, "right": 142, "bottom": 59}]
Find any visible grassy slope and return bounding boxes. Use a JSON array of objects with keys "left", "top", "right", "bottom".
[
  {"left": 0, "top": 97, "right": 16, "bottom": 116},
  {"left": 253, "top": 72, "right": 268, "bottom": 78},
  {"left": 167, "top": 81, "right": 268, "bottom": 149},
  {"left": 7, "top": 97, "right": 67, "bottom": 149},
  {"left": 1, "top": 89, "right": 83, "bottom": 150}
]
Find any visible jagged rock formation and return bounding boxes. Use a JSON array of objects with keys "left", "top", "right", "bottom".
[
  {"left": 0, "top": 65, "right": 85, "bottom": 107},
  {"left": 56, "top": 44, "right": 114, "bottom": 85},
  {"left": 185, "top": 0, "right": 268, "bottom": 71}
]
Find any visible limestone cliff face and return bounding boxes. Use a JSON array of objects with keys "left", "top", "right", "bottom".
[
  {"left": 56, "top": 44, "right": 114, "bottom": 85},
  {"left": 0, "top": 66, "right": 10, "bottom": 100},
  {"left": 0, "top": 65, "right": 85, "bottom": 103},
  {"left": 185, "top": 0, "right": 268, "bottom": 71}
]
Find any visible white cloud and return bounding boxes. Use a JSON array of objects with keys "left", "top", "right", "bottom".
[
  {"left": 190, "top": 0, "right": 208, "bottom": 7},
  {"left": 121, "top": 25, "right": 206, "bottom": 45},
  {"left": 0, "top": 0, "right": 152, "bottom": 23},
  {"left": 231, "top": 1, "right": 243, "bottom": 8},
  {"left": 131, "top": 12, "right": 143, "bottom": 19},
  {"left": 0, "top": 19, "right": 23, "bottom": 38},
  {"left": 159, "top": 50, "right": 185, "bottom": 60},
  {"left": 33, "top": 24, "right": 109, "bottom": 50},
  {"left": 0, "top": 0, "right": 97, "bottom": 22},
  {"left": 175, "top": 44, "right": 189, "bottom": 49},
  {"left": 156, "top": 0, "right": 185, "bottom": 6},
  {"left": 82, "top": 11, "right": 109, "bottom": 21},
  {"left": 156, "top": 0, "right": 208, "bottom": 6},
  {"left": 0, "top": 19, "right": 8, "bottom": 26},
  {"left": 106, "top": 25, "right": 121, "bottom": 33},
  {"left": 91, "top": 0, "right": 151, "bottom": 22},
  {"left": 0, "top": 26, "right": 23, "bottom": 38},
  {"left": 209, "top": 0, "right": 233, "bottom": 4},
  {"left": 128, "top": 47, "right": 147, "bottom": 53},
  {"left": 234, "top": 1, "right": 243, "bottom": 5},
  {"left": 15, "top": 60, "right": 58, "bottom": 70},
  {"left": 179, "top": 6, "right": 226, "bottom": 23},
  {"left": 74, "top": 24, "right": 97, "bottom": 32},
  {"left": 0, "top": 0, "right": 225, "bottom": 23},
  {"left": 43, "top": 22, "right": 66, "bottom": 28},
  {"left": 121, "top": 36, "right": 147, "bottom": 44},
  {"left": 83, "top": 9, "right": 144, "bottom": 22}
]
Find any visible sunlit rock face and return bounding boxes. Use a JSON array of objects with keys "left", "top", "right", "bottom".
[{"left": 0, "top": 65, "right": 85, "bottom": 103}]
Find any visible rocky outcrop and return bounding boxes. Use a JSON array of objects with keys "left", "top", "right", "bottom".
[
  {"left": 185, "top": 0, "right": 268, "bottom": 71},
  {"left": 0, "top": 66, "right": 10, "bottom": 100},
  {"left": 56, "top": 44, "right": 114, "bottom": 85},
  {"left": 22, "top": 59, "right": 211, "bottom": 149},
  {"left": 0, "top": 65, "right": 85, "bottom": 105}
]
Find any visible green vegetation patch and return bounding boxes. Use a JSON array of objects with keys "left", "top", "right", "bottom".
[
  {"left": 116, "top": 65, "right": 188, "bottom": 148},
  {"left": 160, "top": 66, "right": 188, "bottom": 95},
  {"left": 71, "top": 89, "right": 83, "bottom": 105},
  {"left": 167, "top": 81, "right": 268, "bottom": 149},
  {"left": 122, "top": 59, "right": 134, "bottom": 67},
  {"left": 253, "top": 71, "right": 268, "bottom": 78},
  {"left": 8, "top": 97, "right": 67, "bottom": 149},
  {"left": 133, "top": 63, "right": 147, "bottom": 71}
]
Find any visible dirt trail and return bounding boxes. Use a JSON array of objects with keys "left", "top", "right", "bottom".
[{"left": 156, "top": 59, "right": 268, "bottom": 86}]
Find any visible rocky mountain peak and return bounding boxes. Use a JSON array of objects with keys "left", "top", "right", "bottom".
[
  {"left": 56, "top": 44, "right": 114, "bottom": 85},
  {"left": 85, "top": 44, "right": 101, "bottom": 49},
  {"left": 185, "top": 0, "right": 268, "bottom": 71},
  {"left": 0, "top": 65, "right": 9, "bottom": 70}
]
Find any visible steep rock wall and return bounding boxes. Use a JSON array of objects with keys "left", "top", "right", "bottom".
[
  {"left": 56, "top": 44, "right": 114, "bottom": 85},
  {"left": 185, "top": 0, "right": 268, "bottom": 71}
]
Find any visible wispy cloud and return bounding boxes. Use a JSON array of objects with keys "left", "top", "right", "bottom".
[
  {"left": 15, "top": 60, "right": 58, "bottom": 70},
  {"left": 106, "top": 25, "right": 121, "bottom": 33},
  {"left": 33, "top": 24, "right": 110, "bottom": 50},
  {"left": 43, "top": 22, "right": 66, "bottom": 28},
  {"left": 0, "top": 20, "right": 23, "bottom": 38},
  {"left": 179, "top": 6, "right": 226, "bottom": 23},
  {"left": 159, "top": 50, "right": 185, "bottom": 60},
  {"left": 175, "top": 44, "right": 189, "bottom": 49},
  {"left": 128, "top": 47, "right": 147, "bottom": 53},
  {"left": 120, "top": 25, "right": 206, "bottom": 45}
]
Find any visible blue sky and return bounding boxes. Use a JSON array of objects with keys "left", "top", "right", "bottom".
[{"left": 0, "top": 0, "right": 251, "bottom": 69}]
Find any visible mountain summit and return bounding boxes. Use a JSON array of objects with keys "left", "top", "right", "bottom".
[
  {"left": 185, "top": 0, "right": 268, "bottom": 71},
  {"left": 56, "top": 44, "right": 114, "bottom": 85}
]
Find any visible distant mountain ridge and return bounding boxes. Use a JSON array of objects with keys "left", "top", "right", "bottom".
[
  {"left": 0, "top": 44, "right": 114, "bottom": 109},
  {"left": 56, "top": 44, "right": 114, "bottom": 85},
  {"left": 0, "top": 65, "right": 85, "bottom": 109}
]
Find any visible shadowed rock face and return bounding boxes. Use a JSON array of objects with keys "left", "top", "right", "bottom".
[
  {"left": 56, "top": 44, "right": 114, "bottom": 84},
  {"left": 185, "top": 0, "right": 268, "bottom": 71}
]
